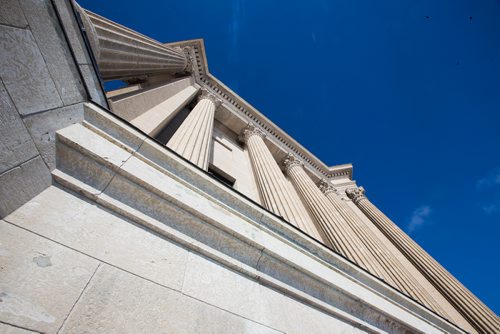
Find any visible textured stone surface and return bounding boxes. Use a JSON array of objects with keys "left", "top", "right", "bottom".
[
  {"left": 182, "top": 252, "right": 365, "bottom": 334},
  {"left": 79, "top": 64, "right": 107, "bottom": 106},
  {"left": 0, "top": 0, "right": 28, "bottom": 28},
  {"left": 7, "top": 186, "right": 189, "bottom": 290},
  {"left": 0, "top": 25, "right": 62, "bottom": 115},
  {"left": 0, "top": 220, "right": 99, "bottom": 333},
  {"left": 0, "top": 156, "right": 51, "bottom": 218},
  {"left": 131, "top": 85, "right": 199, "bottom": 136},
  {"left": 59, "top": 264, "right": 281, "bottom": 334},
  {"left": 23, "top": 103, "right": 84, "bottom": 170},
  {"left": 0, "top": 322, "right": 37, "bottom": 334},
  {"left": 0, "top": 81, "right": 39, "bottom": 174},
  {"left": 19, "top": 0, "right": 86, "bottom": 105},
  {"left": 110, "top": 77, "right": 194, "bottom": 121}
]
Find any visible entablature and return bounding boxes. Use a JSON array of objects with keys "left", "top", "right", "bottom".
[{"left": 165, "top": 39, "right": 354, "bottom": 184}]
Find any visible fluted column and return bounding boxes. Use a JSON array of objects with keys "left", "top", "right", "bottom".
[
  {"left": 281, "top": 154, "right": 388, "bottom": 278},
  {"left": 318, "top": 180, "right": 447, "bottom": 317},
  {"left": 166, "top": 90, "right": 220, "bottom": 170},
  {"left": 239, "top": 125, "right": 322, "bottom": 240},
  {"left": 347, "top": 187, "right": 499, "bottom": 333},
  {"left": 77, "top": 7, "right": 190, "bottom": 81}
]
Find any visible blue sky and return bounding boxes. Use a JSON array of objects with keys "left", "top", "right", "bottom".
[{"left": 79, "top": 0, "right": 500, "bottom": 314}]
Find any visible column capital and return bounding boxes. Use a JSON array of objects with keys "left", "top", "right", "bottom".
[
  {"left": 198, "top": 89, "right": 222, "bottom": 108},
  {"left": 239, "top": 123, "right": 266, "bottom": 144},
  {"left": 318, "top": 179, "right": 336, "bottom": 195},
  {"left": 346, "top": 186, "right": 366, "bottom": 203},
  {"left": 180, "top": 46, "right": 194, "bottom": 73},
  {"left": 282, "top": 153, "right": 304, "bottom": 174}
]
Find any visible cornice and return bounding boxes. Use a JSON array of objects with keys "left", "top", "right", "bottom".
[{"left": 164, "top": 39, "right": 354, "bottom": 182}]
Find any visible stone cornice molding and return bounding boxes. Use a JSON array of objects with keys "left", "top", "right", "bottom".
[
  {"left": 282, "top": 153, "right": 304, "bottom": 174},
  {"left": 164, "top": 39, "right": 353, "bottom": 182},
  {"left": 346, "top": 187, "right": 366, "bottom": 204},
  {"left": 238, "top": 123, "right": 266, "bottom": 144},
  {"left": 318, "top": 179, "right": 336, "bottom": 195}
]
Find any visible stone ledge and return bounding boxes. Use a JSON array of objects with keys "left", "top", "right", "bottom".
[{"left": 46, "top": 102, "right": 464, "bottom": 334}]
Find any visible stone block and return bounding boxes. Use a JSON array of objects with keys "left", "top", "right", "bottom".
[
  {"left": 0, "top": 25, "right": 62, "bottom": 115},
  {"left": 83, "top": 103, "right": 146, "bottom": 153},
  {"left": 51, "top": 0, "right": 91, "bottom": 65},
  {"left": 79, "top": 64, "right": 107, "bottom": 106},
  {"left": 7, "top": 186, "right": 189, "bottom": 290},
  {"left": 0, "top": 81, "right": 39, "bottom": 174},
  {"left": 23, "top": 103, "right": 84, "bottom": 170},
  {"left": 0, "top": 156, "right": 51, "bottom": 218},
  {"left": 0, "top": 220, "right": 99, "bottom": 333},
  {"left": 0, "top": 0, "right": 28, "bottom": 28},
  {"left": 59, "top": 264, "right": 281, "bottom": 334},
  {"left": 0, "top": 322, "right": 36, "bottom": 334},
  {"left": 181, "top": 251, "right": 362, "bottom": 333},
  {"left": 110, "top": 77, "right": 193, "bottom": 121},
  {"left": 19, "top": 0, "right": 86, "bottom": 105}
]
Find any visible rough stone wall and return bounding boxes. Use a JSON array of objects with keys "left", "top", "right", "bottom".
[{"left": 0, "top": 0, "right": 105, "bottom": 217}]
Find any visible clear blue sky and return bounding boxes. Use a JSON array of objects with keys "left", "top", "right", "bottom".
[{"left": 79, "top": 0, "right": 500, "bottom": 314}]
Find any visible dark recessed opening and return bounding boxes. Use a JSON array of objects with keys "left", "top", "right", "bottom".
[{"left": 208, "top": 164, "right": 235, "bottom": 188}]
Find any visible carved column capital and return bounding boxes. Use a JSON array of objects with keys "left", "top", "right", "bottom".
[
  {"left": 282, "top": 153, "right": 304, "bottom": 174},
  {"left": 346, "top": 186, "right": 366, "bottom": 203},
  {"left": 181, "top": 46, "right": 194, "bottom": 73},
  {"left": 318, "top": 179, "right": 336, "bottom": 195},
  {"left": 239, "top": 123, "right": 266, "bottom": 144},
  {"left": 198, "top": 89, "right": 222, "bottom": 109}
]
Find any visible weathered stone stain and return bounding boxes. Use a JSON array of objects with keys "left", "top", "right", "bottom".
[{"left": 32, "top": 254, "right": 52, "bottom": 267}]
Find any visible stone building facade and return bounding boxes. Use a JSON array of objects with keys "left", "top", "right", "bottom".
[{"left": 0, "top": 1, "right": 498, "bottom": 333}]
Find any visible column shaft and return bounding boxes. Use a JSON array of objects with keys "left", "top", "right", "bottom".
[
  {"left": 319, "top": 181, "right": 447, "bottom": 317},
  {"left": 347, "top": 187, "right": 499, "bottom": 333},
  {"left": 240, "top": 125, "right": 322, "bottom": 240},
  {"left": 79, "top": 8, "right": 189, "bottom": 81},
  {"left": 282, "top": 154, "right": 388, "bottom": 278},
  {"left": 167, "top": 92, "right": 219, "bottom": 170}
]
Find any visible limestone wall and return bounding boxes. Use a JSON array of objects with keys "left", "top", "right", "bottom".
[
  {"left": 0, "top": 0, "right": 105, "bottom": 217},
  {"left": 1, "top": 186, "right": 361, "bottom": 333}
]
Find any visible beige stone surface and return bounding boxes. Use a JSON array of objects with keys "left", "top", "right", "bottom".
[
  {"left": 7, "top": 185, "right": 190, "bottom": 291},
  {"left": 110, "top": 77, "right": 194, "bottom": 121},
  {"left": 23, "top": 103, "right": 84, "bottom": 170},
  {"left": 182, "top": 251, "right": 367, "bottom": 334},
  {"left": 59, "top": 264, "right": 281, "bottom": 334},
  {"left": 0, "top": 0, "right": 28, "bottom": 28},
  {"left": 0, "top": 25, "right": 62, "bottom": 115},
  {"left": 19, "top": 0, "right": 85, "bottom": 105},
  {"left": 0, "top": 322, "right": 37, "bottom": 334},
  {"left": 211, "top": 122, "right": 261, "bottom": 203},
  {"left": 0, "top": 81, "right": 39, "bottom": 174},
  {"left": 0, "top": 220, "right": 99, "bottom": 333},
  {"left": 0, "top": 156, "right": 51, "bottom": 218},
  {"left": 44, "top": 103, "right": 465, "bottom": 333},
  {"left": 131, "top": 84, "right": 199, "bottom": 136}
]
